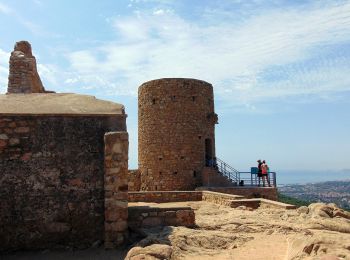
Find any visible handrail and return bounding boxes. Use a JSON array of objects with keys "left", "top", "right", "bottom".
[
  {"left": 239, "top": 171, "right": 277, "bottom": 187},
  {"left": 212, "top": 157, "right": 240, "bottom": 184},
  {"left": 207, "top": 157, "right": 277, "bottom": 187}
]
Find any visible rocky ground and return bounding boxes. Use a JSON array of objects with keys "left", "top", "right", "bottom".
[
  {"left": 3, "top": 201, "right": 349, "bottom": 260},
  {"left": 126, "top": 201, "right": 350, "bottom": 260}
]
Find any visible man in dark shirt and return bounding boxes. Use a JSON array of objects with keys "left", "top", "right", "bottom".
[{"left": 257, "top": 159, "right": 263, "bottom": 186}]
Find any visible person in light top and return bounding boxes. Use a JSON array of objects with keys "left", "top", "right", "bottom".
[{"left": 261, "top": 160, "right": 271, "bottom": 187}]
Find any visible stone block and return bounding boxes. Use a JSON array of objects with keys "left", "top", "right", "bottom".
[
  {"left": 142, "top": 217, "right": 163, "bottom": 227},
  {"left": 0, "top": 134, "right": 8, "bottom": 140},
  {"left": 15, "top": 127, "right": 30, "bottom": 133}
]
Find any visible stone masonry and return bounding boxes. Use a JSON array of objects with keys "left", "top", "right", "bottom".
[
  {"left": 104, "top": 132, "right": 129, "bottom": 248},
  {"left": 0, "top": 115, "right": 126, "bottom": 250},
  {"left": 128, "top": 169, "right": 141, "bottom": 191},
  {"left": 128, "top": 205, "right": 195, "bottom": 229},
  {"left": 0, "top": 41, "right": 128, "bottom": 250},
  {"left": 138, "top": 78, "right": 218, "bottom": 191},
  {"left": 7, "top": 41, "right": 48, "bottom": 94}
]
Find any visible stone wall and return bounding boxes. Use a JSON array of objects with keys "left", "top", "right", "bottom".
[
  {"left": 127, "top": 190, "right": 289, "bottom": 209},
  {"left": 128, "top": 169, "right": 141, "bottom": 191},
  {"left": 138, "top": 78, "right": 218, "bottom": 191},
  {"left": 104, "top": 132, "right": 129, "bottom": 248},
  {"left": 128, "top": 191, "right": 202, "bottom": 203},
  {"left": 0, "top": 115, "right": 126, "bottom": 251},
  {"left": 199, "top": 187, "right": 278, "bottom": 201},
  {"left": 128, "top": 206, "right": 195, "bottom": 229},
  {"left": 7, "top": 41, "right": 47, "bottom": 94},
  {"left": 201, "top": 191, "right": 244, "bottom": 206}
]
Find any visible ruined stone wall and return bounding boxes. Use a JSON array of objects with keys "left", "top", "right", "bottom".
[
  {"left": 128, "top": 205, "right": 195, "bottom": 229},
  {"left": 104, "top": 132, "right": 129, "bottom": 248},
  {"left": 199, "top": 187, "right": 278, "bottom": 201},
  {"left": 7, "top": 41, "right": 47, "bottom": 94},
  {"left": 0, "top": 115, "right": 126, "bottom": 250},
  {"left": 138, "top": 78, "right": 217, "bottom": 191},
  {"left": 128, "top": 191, "right": 202, "bottom": 203}
]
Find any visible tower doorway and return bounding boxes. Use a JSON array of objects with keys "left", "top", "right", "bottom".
[{"left": 205, "top": 138, "right": 213, "bottom": 166}]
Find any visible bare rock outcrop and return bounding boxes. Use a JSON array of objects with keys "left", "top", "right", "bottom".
[
  {"left": 287, "top": 235, "right": 350, "bottom": 260},
  {"left": 7, "top": 41, "right": 47, "bottom": 94},
  {"left": 126, "top": 201, "right": 350, "bottom": 260},
  {"left": 125, "top": 244, "right": 173, "bottom": 260},
  {"left": 298, "top": 203, "right": 350, "bottom": 233}
]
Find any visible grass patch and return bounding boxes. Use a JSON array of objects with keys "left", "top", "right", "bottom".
[{"left": 277, "top": 192, "right": 311, "bottom": 207}]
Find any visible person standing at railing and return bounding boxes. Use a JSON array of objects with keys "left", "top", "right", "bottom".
[
  {"left": 257, "top": 159, "right": 263, "bottom": 186},
  {"left": 261, "top": 160, "right": 271, "bottom": 187}
]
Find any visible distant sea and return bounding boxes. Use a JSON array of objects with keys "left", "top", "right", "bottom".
[{"left": 276, "top": 170, "right": 350, "bottom": 186}]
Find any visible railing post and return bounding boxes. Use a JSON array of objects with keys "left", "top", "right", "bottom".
[{"left": 273, "top": 172, "right": 277, "bottom": 187}]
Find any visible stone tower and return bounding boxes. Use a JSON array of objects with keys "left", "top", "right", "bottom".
[
  {"left": 7, "top": 41, "right": 46, "bottom": 94},
  {"left": 138, "top": 78, "right": 218, "bottom": 191}
]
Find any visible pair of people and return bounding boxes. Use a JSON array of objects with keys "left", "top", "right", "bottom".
[{"left": 257, "top": 159, "right": 271, "bottom": 187}]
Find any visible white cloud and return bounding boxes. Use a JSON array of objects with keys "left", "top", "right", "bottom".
[
  {"left": 0, "top": 2, "right": 12, "bottom": 14},
  {"left": 37, "top": 63, "right": 60, "bottom": 87},
  {"left": 65, "top": 1, "right": 350, "bottom": 106}
]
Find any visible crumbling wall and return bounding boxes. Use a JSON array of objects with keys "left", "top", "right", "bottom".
[
  {"left": 104, "top": 132, "right": 129, "bottom": 248},
  {"left": 7, "top": 41, "right": 47, "bottom": 94},
  {"left": 0, "top": 115, "right": 126, "bottom": 250},
  {"left": 128, "top": 191, "right": 202, "bottom": 203},
  {"left": 200, "top": 187, "right": 278, "bottom": 201}
]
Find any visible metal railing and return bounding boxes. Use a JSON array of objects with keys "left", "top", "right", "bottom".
[
  {"left": 238, "top": 171, "right": 277, "bottom": 187},
  {"left": 207, "top": 157, "right": 240, "bottom": 184},
  {"left": 206, "top": 157, "right": 277, "bottom": 187}
]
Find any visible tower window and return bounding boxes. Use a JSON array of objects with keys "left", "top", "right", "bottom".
[
  {"left": 152, "top": 98, "right": 156, "bottom": 104},
  {"left": 192, "top": 96, "right": 196, "bottom": 101},
  {"left": 173, "top": 171, "right": 177, "bottom": 175},
  {"left": 193, "top": 171, "right": 197, "bottom": 178}
]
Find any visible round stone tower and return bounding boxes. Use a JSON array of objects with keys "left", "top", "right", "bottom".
[{"left": 138, "top": 78, "right": 218, "bottom": 191}]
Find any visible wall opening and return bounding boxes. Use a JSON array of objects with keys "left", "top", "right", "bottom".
[{"left": 205, "top": 138, "right": 213, "bottom": 166}]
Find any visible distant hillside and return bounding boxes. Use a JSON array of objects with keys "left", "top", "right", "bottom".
[{"left": 278, "top": 180, "right": 350, "bottom": 211}]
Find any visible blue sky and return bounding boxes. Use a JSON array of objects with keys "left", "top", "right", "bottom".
[{"left": 0, "top": 0, "right": 349, "bottom": 171}]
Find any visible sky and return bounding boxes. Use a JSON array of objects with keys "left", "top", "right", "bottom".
[{"left": 0, "top": 0, "right": 349, "bottom": 172}]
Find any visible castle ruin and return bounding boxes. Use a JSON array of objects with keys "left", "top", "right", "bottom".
[
  {"left": 0, "top": 42, "right": 128, "bottom": 250},
  {"left": 0, "top": 41, "right": 278, "bottom": 252},
  {"left": 7, "top": 41, "right": 47, "bottom": 94}
]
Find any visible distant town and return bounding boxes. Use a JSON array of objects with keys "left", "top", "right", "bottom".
[{"left": 279, "top": 180, "right": 350, "bottom": 210}]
